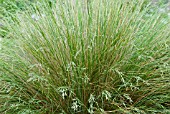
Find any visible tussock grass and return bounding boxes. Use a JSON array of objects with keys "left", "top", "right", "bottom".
[{"left": 0, "top": 0, "right": 170, "bottom": 113}]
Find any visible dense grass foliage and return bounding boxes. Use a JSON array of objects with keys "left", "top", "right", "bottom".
[
  {"left": 0, "top": 0, "right": 56, "bottom": 37},
  {"left": 0, "top": 0, "right": 170, "bottom": 113}
]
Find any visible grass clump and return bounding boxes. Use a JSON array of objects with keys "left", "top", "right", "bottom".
[{"left": 0, "top": 0, "right": 170, "bottom": 113}]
